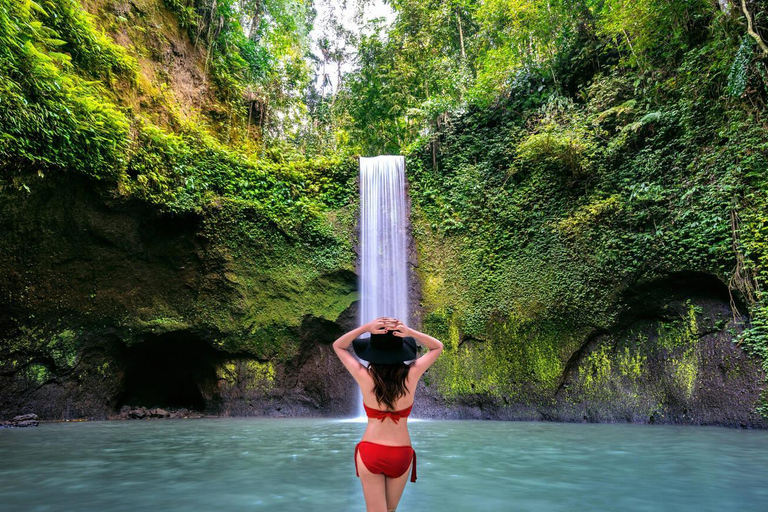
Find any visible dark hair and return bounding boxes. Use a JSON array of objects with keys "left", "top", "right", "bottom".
[{"left": 367, "top": 361, "right": 412, "bottom": 410}]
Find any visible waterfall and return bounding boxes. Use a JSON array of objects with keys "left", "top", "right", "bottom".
[{"left": 356, "top": 155, "right": 410, "bottom": 418}]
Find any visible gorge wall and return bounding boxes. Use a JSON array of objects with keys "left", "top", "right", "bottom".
[
  {"left": 1, "top": 170, "right": 765, "bottom": 427},
  {"left": 1, "top": 0, "right": 767, "bottom": 428},
  {"left": 0, "top": 174, "right": 361, "bottom": 420}
]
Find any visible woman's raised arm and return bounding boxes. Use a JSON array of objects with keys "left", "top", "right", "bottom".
[
  {"left": 392, "top": 321, "right": 444, "bottom": 379},
  {"left": 332, "top": 318, "right": 388, "bottom": 380}
]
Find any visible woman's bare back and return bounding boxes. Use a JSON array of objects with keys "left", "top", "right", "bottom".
[{"left": 359, "top": 367, "right": 418, "bottom": 446}]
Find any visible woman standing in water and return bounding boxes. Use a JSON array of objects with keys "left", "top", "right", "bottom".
[{"left": 333, "top": 316, "right": 444, "bottom": 512}]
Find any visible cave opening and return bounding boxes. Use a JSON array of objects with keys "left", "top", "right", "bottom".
[
  {"left": 619, "top": 270, "right": 748, "bottom": 320},
  {"left": 115, "top": 331, "right": 222, "bottom": 412}
]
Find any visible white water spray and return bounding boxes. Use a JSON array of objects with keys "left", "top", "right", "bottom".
[{"left": 355, "top": 155, "right": 411, "bottom": 419}]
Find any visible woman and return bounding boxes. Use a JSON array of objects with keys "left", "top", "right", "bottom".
[{"left": 332, "top": 316, "right": 444, "bottom": 512}]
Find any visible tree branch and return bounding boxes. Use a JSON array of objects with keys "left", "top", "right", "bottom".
[{"left": 741, "top": 0, "right": 768, "bottom": 55}]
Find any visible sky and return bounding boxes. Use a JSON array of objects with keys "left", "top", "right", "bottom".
[{"left": 308, "top": 0, "right": 397, "bottom": 95}]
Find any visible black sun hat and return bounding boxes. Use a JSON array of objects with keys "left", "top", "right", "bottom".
[{"left": 352, "top": 330, "right": 418, "bottom": 364}]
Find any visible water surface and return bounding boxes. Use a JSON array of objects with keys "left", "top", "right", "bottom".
[{"left": 1, "top": 418, "right": 766, "bottom": 511}]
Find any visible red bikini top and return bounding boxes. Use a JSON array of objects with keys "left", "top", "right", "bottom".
[{"left": 363, "top": 402, "right": 413, "bottom": 424}]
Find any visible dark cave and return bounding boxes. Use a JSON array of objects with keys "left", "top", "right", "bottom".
[
  {"left": 115, "top": 332, "right": 222, "bottom": 412},
  {"left": 620, "top": 270, "right": 746, "bottom": 315}
]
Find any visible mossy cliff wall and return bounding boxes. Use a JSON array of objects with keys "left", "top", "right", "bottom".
[
  {"left": 3, "top": 163, "right": 764, "bottom": 426},
  {"left": 403, "top": 59, "right": 768, "bottom": 428},
  {"left": 0, "top": 171, "right": 361, "bottom": 419},
  {"left": 2, "top": 0, "right": 767, "bottom": 427}
]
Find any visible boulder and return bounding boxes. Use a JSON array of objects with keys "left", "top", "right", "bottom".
[{"left": 0, "top": 413, "right": 39, "bottom": 428}]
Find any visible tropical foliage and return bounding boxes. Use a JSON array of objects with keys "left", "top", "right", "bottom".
[{"left": 2, "top": 0, "right": 768, "bottom": 413}]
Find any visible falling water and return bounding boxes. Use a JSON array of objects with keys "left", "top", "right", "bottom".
[{"left": 356, "top": 155, "right": 410, "bottom": 418}]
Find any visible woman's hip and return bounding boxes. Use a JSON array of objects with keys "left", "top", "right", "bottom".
[{"left": 354, "top": 441, "right": 417, "bottom": 482}]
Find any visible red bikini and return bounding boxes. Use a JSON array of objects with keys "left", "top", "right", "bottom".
[
  {"left": 362, "top": 402, "right": 413, "bottom": 424},
  {"left": 354, "top": 403, "right": 417, "bottom": 482}
]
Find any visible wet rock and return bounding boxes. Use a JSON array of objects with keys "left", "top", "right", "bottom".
[
  {"left": 1, "top": 413, "right": 39, "bottom": 428},
  {"left": 412, "top": 271, "right": 768, "bottom": 428},
  {"left": 130, "top": 406, "right": 148, "bottom": 419},
  {"left": 111, "top": 405, "right": 204, "bottom": 420}
]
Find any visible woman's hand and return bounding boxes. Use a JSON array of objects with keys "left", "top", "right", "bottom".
[
  {"left": 390, "top": 319, "right": 414, "bottom": 338},
  {"left": 363, "top": 317, "right": 393, "bottom": 335}
]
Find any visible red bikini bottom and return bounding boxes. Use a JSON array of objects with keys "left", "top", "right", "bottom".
[{"left": 354, "top": 441, "right": 417, "bottom": 482}]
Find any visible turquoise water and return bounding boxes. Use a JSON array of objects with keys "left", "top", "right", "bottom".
[{"left": 1, "top": 417, "right": 767, "bottom": 511}]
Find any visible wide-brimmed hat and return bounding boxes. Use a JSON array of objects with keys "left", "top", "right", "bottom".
[{"left": 352, "top": 330, "right": 418, "bottom": 364}]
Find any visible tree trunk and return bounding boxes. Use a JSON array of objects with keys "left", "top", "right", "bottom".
[
  {"left": 456, "top": 10, "right": 466, "bottom": 61},
  {"left": 249, "top": 1, "right": 263, "bottom": 41}
]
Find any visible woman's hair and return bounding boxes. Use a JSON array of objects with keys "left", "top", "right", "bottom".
[{"left": 367, "top": 362, "right": 411, "bottom": 410}]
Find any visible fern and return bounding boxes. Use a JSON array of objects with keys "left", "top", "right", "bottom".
[{"left": 727, "top": 35, "right": 753, "bottom": 98}]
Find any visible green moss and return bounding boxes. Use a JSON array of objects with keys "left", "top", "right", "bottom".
[
  {"left": 218, "top": 362, "right": 238, "bottom": 385},
  {"left": 671, "top": 346, "right": 699, "bottom": 399},
  {"left": 583, "top": 344, "right": 612, "bottom": 391},
  {"left": 616, "top": 346, "right": 646, "bottom": 380},
  {"left": 578, "top": 310, "right": 701, "bottom": 402},
  {"left": 576, "top": 333, "right": 653, "bottom": 406},
  {"left": 217, "top": 359, "right": 275, "bottom": 391},
  {"left": 47, "top": 329, "right": 80, "bottom": 369},
  {"left": 424, "top": 309, "right": 564, "bottom": 399},
  {"left": 243, "top": 360, "right": 275, "bottom": 391},
  {"left": 24, "top": 363, "right": 51, "bottom": 385},
  {"left": 97, "top": 362, "right": 111, "bottom": 377},
  {"left": 191, "top": 240, "right": 356, "bottom": 358},
  {"left": 656, "top": 301, "right": 700, "bottom": 351},
  {"left": 735, "top": 296, "right": 768, "bottom": 417},
  {"left": 554, "top": 195, "right": 623, "bottom": 240},
  {"left": 134, "top": 317, "right": 191, "bottom": 335},
  {"left": 2, "top": 324, "right": 82, "bottom": 376}
]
